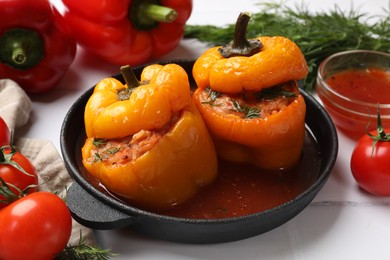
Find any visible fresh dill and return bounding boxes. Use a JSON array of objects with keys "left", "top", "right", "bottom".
[
  {"left": 232, "top": 100, "right": 261, "bottom": 119},
  {"left": 104, "top": 146, "right": 120, "bottom": 155},
  {"left": 93, "top": 138, "right": 107, "bottom": 148},
  {"left": 184, "top": 1, "right": 390, "bottom": 91},
  {"left": 256, "top": 84, "right": 297, "bottom": 100},
  {"left": 201, "top": 87, "right": 222, "bottom": 105},
  {"left": 93, "top": 152, "right": 102, "bottom": 163},
  {"left": 56, "top": 231, "right": 117, "bottom": 260},
  {"left": 92, "top": 139, "right": 120, "bottom": 163}
]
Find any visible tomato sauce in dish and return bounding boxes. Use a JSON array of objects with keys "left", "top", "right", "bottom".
[
  {"left": 156, "top": 130, "right": 320, "bottom": 219},
  {"left": 78, "top": 128, "right": 320, "bottom": 219},
  {"left": 79, "top": 130, "right": 321, "bottom": 219}
]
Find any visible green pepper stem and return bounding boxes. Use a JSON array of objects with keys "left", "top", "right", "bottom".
[
  {"left": 0, "top": 28, "right": 44, "bottom": 70},
  {"left": 131, "top": 0, "right": 178, "bottom": 30},
  {"left": 118, "top": 65, "right": 140, "bottom": 101},
  {"left": 120, "top": 65, "right": 141, "bottom": 88},
  {"left": 218, "top": 12, "right": 263, "bottom": 58},
  {"left": 232, "top": 13, "right": 251, "bottom": 50},
  {"left": 140, "top": 4, "right": 178, "bottom": 23},
  {"left": 11, "top": 47, "right": 27, "bottom": 65}
]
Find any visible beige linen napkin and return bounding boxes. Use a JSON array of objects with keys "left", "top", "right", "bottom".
[{"left": 0, "top": 79, "right": 95, "bottom": 246}]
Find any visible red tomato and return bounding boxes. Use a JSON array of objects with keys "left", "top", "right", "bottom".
[
  {"left": 0, "top": 191, "right": 72, "bottom": 260},
  {"left": 350, "top": 128, "right": 390, "bottom": 196},
  {"left": 0, "top": 117, "right": 10, "bottom": 147},
  {"left": 0, "top": 146, "right": 38, "bottom": 208}
]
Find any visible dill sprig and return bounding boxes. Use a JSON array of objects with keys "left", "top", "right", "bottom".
[
  {"left": 104, "top": 146, "right": 120, "bottom": 155},
  {"left": 56, "top": 232, "right": 117, "bottom": 260},
  {"left": 232, "top": 100, "right": 261, "bottom": 119},
  {"left": 201, "top": 87, "right": 222, "bottom": 105},
  {"left": 184, "top": 1, "right": 390, "bottom": 91},
  {"left": 91, "top": 138, "right": 120, "bottom": 163},
  {"left": 93, "top": 138, "right": 108, "bottom": 148},
  {"left": 256, "top": 84, "right": 297, "bottom": 100}
]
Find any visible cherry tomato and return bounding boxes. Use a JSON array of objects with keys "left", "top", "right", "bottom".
[
  {"left": 0, "top": 116, "right": 10, "bottom": 147},
  {"left": 0, "top": 146, "right": 38, "bottom": 209},
  {"left": 0, "top": 191, "right": 72, "bottom": 260}
]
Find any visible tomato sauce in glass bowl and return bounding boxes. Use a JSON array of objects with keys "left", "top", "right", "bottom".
[{"left": 316, "top": 50, "right": 390, "bottom": 140}]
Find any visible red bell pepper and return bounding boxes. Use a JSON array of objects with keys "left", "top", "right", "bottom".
[
  {"left": 63, "top": 0, "right": 192, "bottom": 65},
  {"left": 0, "top": 0, "right": 76, "bottom": 94}
]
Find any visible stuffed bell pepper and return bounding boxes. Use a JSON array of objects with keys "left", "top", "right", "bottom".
[
  {"left": 192, "top": 13, "right": 308, "bottom": 170},
  {"left": 82, "top": 64, "right": 218, "bottom": 209}
]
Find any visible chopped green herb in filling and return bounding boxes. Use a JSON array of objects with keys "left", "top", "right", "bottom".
[{"left": 200, "top": 82, "right": 299, "bottom": 119}]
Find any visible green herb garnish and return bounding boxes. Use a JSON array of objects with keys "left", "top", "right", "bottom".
[
  {"left": 201, "top": 87, "right": 222, "bottom": 105},
  {"left": 104, "top": 146, "right": 120, "bottom": 155},
  {"left": 92, "top": 146, "right": 120, "bottom": 163},
  {"left": 93, "top": 152, "right": 102, "bottom": 163},
  {"left": 93, "top": 138, "right": 107, "bottom": 148},
  {"left": 56, "top": 231, "right": 117, "bottom": 260},
  {"left": 256, "top": 84, "right": 297, "bottom": 100},
  {"left": 232, "top": 100, "right": 261, "bottom": 119},
  {"left": 184, "top": 2, "right": 390, "bottom": 91}
]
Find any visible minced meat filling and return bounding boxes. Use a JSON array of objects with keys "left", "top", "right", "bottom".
[
  {"left": 89, "top": 112, "right": 182, "bottom": 164},
  {"left": 200, "top": 81, "right": 299, "bottom": 119}
]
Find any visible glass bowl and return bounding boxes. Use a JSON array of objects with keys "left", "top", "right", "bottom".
[{"left": 316, "top": 50, "right": 390, "bottom": 140}]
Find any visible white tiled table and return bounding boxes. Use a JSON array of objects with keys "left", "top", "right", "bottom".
[{"left": 20, "top": 1, "right": 390, "bottom": 259}]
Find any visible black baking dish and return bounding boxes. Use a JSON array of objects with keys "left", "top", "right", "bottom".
[{"left": 60, "top": 60, "right": 338, "bottom": 244}]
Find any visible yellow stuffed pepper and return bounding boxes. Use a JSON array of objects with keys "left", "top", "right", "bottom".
[
  {"left": 192, "top": 13, "right": 308, "bottom": 170},
  {"left": 82, "top": 64, "right": 218, "bottom": 209}
]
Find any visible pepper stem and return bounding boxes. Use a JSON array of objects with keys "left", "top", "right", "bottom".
[
  {"left": 218, "top": 12, "right": 263, "bottom": 58},
  {"left": 118, "top": 65, "right": 141, "bottom": 101},
  {"left": 130, "top": 0, "right": 178, "bottom": 30},
  {"left": 0, "top": 28, "right": 44, "bottom": 70},
  {"left": 140, "top": 4, "right": 178, "bottom": 23},
  {"left": 120, "top": 65, "right": 140, "bottom": 88},
  {"left": 12, "top": 47, "right": 27, "bottom": 65}
]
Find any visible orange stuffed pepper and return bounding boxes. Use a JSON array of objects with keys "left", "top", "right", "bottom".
[
  {"left": 82, "top": 64, "right": 218, "bottom": 209},
  {"left": 192, "top": 13, "right": 308, "bottom": 170}
]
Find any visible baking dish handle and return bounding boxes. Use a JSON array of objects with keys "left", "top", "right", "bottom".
[{"left": 66, "top": 181, "right": 133, "bottom": 230}]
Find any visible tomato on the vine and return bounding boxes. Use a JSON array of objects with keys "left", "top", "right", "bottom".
[
  {"left": 0, "top": 146, "right": 38, "bottom": 208},
  {"left": 0, "top": 191, "right": 72, "bottom": 260},
  {"left": 0, "top": 116, "right": 10, "bottom": 147},
  {"left": 350, "top": 109, "right": 390, "bottom": 196}
]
